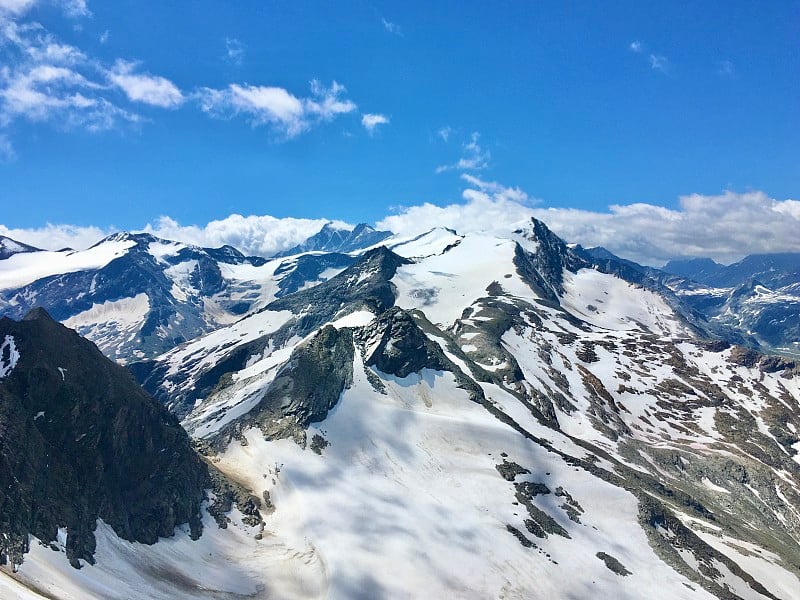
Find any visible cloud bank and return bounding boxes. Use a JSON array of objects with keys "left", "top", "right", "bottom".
[
  {"left": 379, "top": 180, "right": 800, "bottom": 266},
  {"left": 2, "top": 185, "right": 798, "bottom": 266}
]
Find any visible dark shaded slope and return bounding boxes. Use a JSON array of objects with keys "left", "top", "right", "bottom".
[{"left": 0, "top": 309, "right": 210, "bottom": 568}]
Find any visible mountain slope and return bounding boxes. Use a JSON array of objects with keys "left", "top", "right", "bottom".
[
  {"left": 126, "top": 218, "right": 800, "bottom": 599},
  {"left": 0, "top": 309, "right": 209, "bottom": 568},
  {"left": 0, "top": 233, "right": 353, "bottom": 362}
]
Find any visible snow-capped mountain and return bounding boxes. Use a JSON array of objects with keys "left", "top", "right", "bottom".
[
  {"left": 664, "top": 253, "right": 800, "bottom": 290},
  {"left": 2, "top": 218, "right": 799, "bottom": 599},
  {"left": 0, "top": 236, "right": 40, "bottom": 260},
  {"left": 586, "top": 246, "right": 800, "bottom": 357},
  {"left": 0, "top": 233, "right": 354, "bottom": 362},
  {"left": 116, "top": 218, "right": 800, "bottom": 599},
  {"left": 273, "top": 222, "right": 392, "bottom": 257}
]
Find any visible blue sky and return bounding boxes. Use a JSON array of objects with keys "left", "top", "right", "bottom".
[{"left": 0, "top": 1, "right": 798, "bottom": 263}]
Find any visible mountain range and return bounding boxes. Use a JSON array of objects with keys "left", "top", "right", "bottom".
[{"left": 0, "top": 218, "right": 799, "bottom": 599}]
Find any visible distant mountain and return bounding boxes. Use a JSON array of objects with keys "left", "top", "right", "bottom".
[
  {"left": 588, "top": 247, "right": 800, "bottom": 356},
  {"left": 274, "top": 222, "right": 392, "bottom": 257},
  {"left": 0, "top": 232, "right": 353, "bottom": 362},
  {"left": 664, "top": 253, "right": 800, "bottom": 289},
  {"left": 0, "top": 235, "right": 40, "bottom": 260}
]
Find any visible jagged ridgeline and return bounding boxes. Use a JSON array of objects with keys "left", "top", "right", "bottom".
[
  {"left": 122, "top": 219, "right": 800, "bottom": 599},
  {"left": 0, "top": 309, "right": 213, "bottom": 568},
  {"left": 1, "top": 218, "right": 799, "bottom": 599}
]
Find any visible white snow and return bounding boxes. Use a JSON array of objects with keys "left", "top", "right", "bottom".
[
  {"left": 393, "top": 232, "right": 536, "bottom": 327},
  {"left": 561, "top": 268, "right": 687, "bottom": 336},
  {"left": 63, "top": 294, "right": 150, "bottom": 331},
  {"left": 0, "top": 335, "right": 20, "bottom": 379},
  {"left": 0, "top": 240, "right": 136, "bottom": 291},
  {"left": 213, "top": 355, "right": 712, "bottom": 599},
  {"left": 2, "top": 509, "right": 326, "bottom": 600}
]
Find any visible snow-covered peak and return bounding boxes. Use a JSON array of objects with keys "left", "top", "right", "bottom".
[
  {"left": 274, "top": 222, "right": 393, "bottom": 258},
  {"left": 0, "top": 235, "right": 40, "bottom": 260}
]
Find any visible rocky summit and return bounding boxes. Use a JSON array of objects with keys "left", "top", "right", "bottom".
[{"left": 0, "top": 219, "right": 799, "bottom": 599}]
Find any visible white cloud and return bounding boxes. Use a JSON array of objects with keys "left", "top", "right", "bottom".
[
  {"left": 0, "top": 222, "right": 111, "bottom": 250},
  {"left": 0, "top": 132, "right": 15, "bottom": 160},
  {"left": 0, "top": 0, "right": 89, "bottom": 17},
  {"left": 0, "top": 214, "right": 353, "bottom": 256},
  {"left": 378, "top": 176, "right": 538, "bottom": 238},
  {"left": 629, "top": 40, "right": 642, "bottom": 53},
  {"left": 436, "top": 126, "right": 452, "bottom": 142},
  {"left": 224, "top": 37, "right": 244, "bottom": 64},
  {"left": 56, "top": 0, "right": 89, "bottom": 18},
  {"left": 649, "top": 54, "right": 669, "bottom": 73},
  {"left": 143, "top": 215, "right": 352, "bottom": 257},
  {"left": 379, "top": 178, "right": 800, "bottom": 266},
  {"left": 436, "top": 131, "right": 490, "bottom": 173},
  {"left": 198, "top": 79, "right": 357, "bottom": 138},
  {"left": 718, "top": 60, "right": 735, "bottom": 78},
  {"left": 98, "top": 29, "right": 109, "bottom": 44},
  {"left": 382, "top": 18, "right": 402, "bottom": 36},
  {"left": 0, "top": 0, "right": 36, "bottom": 15},
  {"left": 0, "top": 18, "right": 144, "bottom": 131},
  {"left": 108, "top": 60, "right": 184, "bottom": 108},
  {"left": 361, "top": 112, "right": 388, "bottom": 134}
]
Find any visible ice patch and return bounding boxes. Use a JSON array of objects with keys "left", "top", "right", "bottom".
[{"left": 0, "top": 335, "right": 20, "bottom": 379}]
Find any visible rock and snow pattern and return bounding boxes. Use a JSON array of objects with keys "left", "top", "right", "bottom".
[
  {"left": 0, "top": 334, "right": 19, "bottom": 378},
  {"left": 2, "top": 218, "right": 800, "bottom": 599}
]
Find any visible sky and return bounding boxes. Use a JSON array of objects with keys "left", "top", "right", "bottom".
[{"left": 0, "top": 0, "right": 798, "bottom": 265}]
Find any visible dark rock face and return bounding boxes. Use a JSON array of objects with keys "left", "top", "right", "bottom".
[
  {"left": 359, "top": 307, "right": 450, "bottom": 378},
  {"left": 513, "top": 218, "right": 590, "bottom": 302},
  {"left": 0, "top": 309, "right": 209, "bottom": 568},
  {"left": 215, "top": 325, "right": 355, "bottom": 445},
  {"left": 274, "top": 222, "right": 393, "bottom": 258}
]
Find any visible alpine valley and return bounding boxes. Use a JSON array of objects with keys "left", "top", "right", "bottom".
[{"left": 1, "top": 219, "right": 799, "bottom": 600}]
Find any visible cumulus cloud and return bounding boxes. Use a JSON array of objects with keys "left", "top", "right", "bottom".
[
  {"left": 379, "top": 178, "right": 800, "bottom": 266},
  {"left": 0, "top": 18, "right": 144, "bottom": 131},
  {"left": 0, "top": 214, "right": 352, "bottom": 256},
  {"left": 0, "top": 0, "right": 88, "bottom": 17},
  {"left": 0, "top": 222, "right": 111, "bottom": 250},
  {"left": 142, "top": 214, "right": 349, "bottom": 256},
  {"left": 4, "top": 186, "right": 797, "bottom": 266},
  {"left": 197, "top": 79, "right": 357, "bottom": 138},
  {"left": 378, "top": 175, "right": 539, "bottom": 237},
  {"left": 361, "top": 112, "right": 388, "bottom": 134},
  {"left": 436, "top": 131, "right": 490, "bottom": 173},
  {"left": 108, "top": 60, "right": 184, "bottom": 108}
]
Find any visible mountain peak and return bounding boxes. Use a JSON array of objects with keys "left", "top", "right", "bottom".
[
  {"left": 274, "top": 222, "right": 393, "bottom": 257},
  {"left": 0, "top": 235, "right": 41, "bottom": 260}
]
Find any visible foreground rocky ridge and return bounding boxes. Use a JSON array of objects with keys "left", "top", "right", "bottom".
[{"left": 0, "top": 309, "right": 211, "bottom": 567}]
